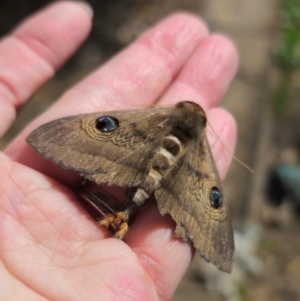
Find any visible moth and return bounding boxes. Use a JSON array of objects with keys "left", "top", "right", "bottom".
[{"left": 27, "top": 101, "right": 234, "bottom": 272}]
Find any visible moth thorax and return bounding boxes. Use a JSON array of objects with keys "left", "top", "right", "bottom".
[{"left": 149, "top": 134, "right": 183, "bottom": 184}]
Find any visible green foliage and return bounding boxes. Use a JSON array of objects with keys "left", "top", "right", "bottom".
[
  {"left": 272, "top": 0, "right": 300, "bottom": 115},
  {"left": 236, "top": 281, "right": 248, "bottom": 301}
]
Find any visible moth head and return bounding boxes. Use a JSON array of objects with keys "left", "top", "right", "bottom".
[{"left": 96, "top": 116, "right": 119, "bottom": 133}]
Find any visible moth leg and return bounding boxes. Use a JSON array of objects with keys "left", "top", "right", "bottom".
[
  {"left": 98, "top": 211, "right": 127, "bottom": 227},
  {"left": 98, "top": 187, "right": 150, "bottom": 239},
  {"left": 98, "top": 214, "right": 118, "bottom": 228},
  {"left": 115, "top": 222, "right": 129, "bottom": 239},
  {"left": 98, "top": 208, "right": 133, "bottom": 238}
]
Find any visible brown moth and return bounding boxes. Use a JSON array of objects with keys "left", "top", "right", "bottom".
[{"left": 26, "top": 101, "right": 234, "bottom": 272}]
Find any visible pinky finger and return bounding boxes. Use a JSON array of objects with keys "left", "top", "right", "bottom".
[{"left": 0, "top": 1, "right": 92, "bottom": 137}]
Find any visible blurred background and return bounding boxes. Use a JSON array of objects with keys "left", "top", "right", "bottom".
[{"left": 1, "top": 0, "right": 300, "bottom": 300}]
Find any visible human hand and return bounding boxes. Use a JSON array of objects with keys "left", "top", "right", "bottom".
[{"left": 0, "top": 2, "right": 238, "bottom": 300}]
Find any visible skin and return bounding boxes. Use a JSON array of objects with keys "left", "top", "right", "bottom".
[{"left": 0, "top": 2, "right": 238, "bottom": 301}]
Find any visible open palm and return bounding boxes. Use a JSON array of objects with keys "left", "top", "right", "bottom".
[{"left": 0, "top": 2, "right": 238, "bottom": 300}]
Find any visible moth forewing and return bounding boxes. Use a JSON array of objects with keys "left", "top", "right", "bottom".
[{"left": 154, "top": 113, "right": 233, "bottom": 273}]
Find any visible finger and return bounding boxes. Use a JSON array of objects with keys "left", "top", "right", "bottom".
[
  {"left": 128, "top": 109, "right": 236, "bottom": 299},
  {"left": 128, "top": 203, "right": 193, "bottom": 301},
  {"left": 6, "top": 14, "right": 209, "bottom": 183},
  {"left": 0, "top": 1, "right": 92, "bottom": 137},
  {"left": 159, "top": 34, "right": 238, "bottom": 111},
  {"left": 206, "top": 108, "right": 237, "bottom": 179}
]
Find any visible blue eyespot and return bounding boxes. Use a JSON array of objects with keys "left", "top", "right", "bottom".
[
  {"left": 96, "top": 116, "right": 119, "bottom": 132},
  {"left": 210, "top": 187, "right": 223, "bottom": 209}
]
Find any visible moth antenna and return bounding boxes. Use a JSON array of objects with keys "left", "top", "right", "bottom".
[{"left": 207, "top": 121, "right": 254, "bottom": 173}]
